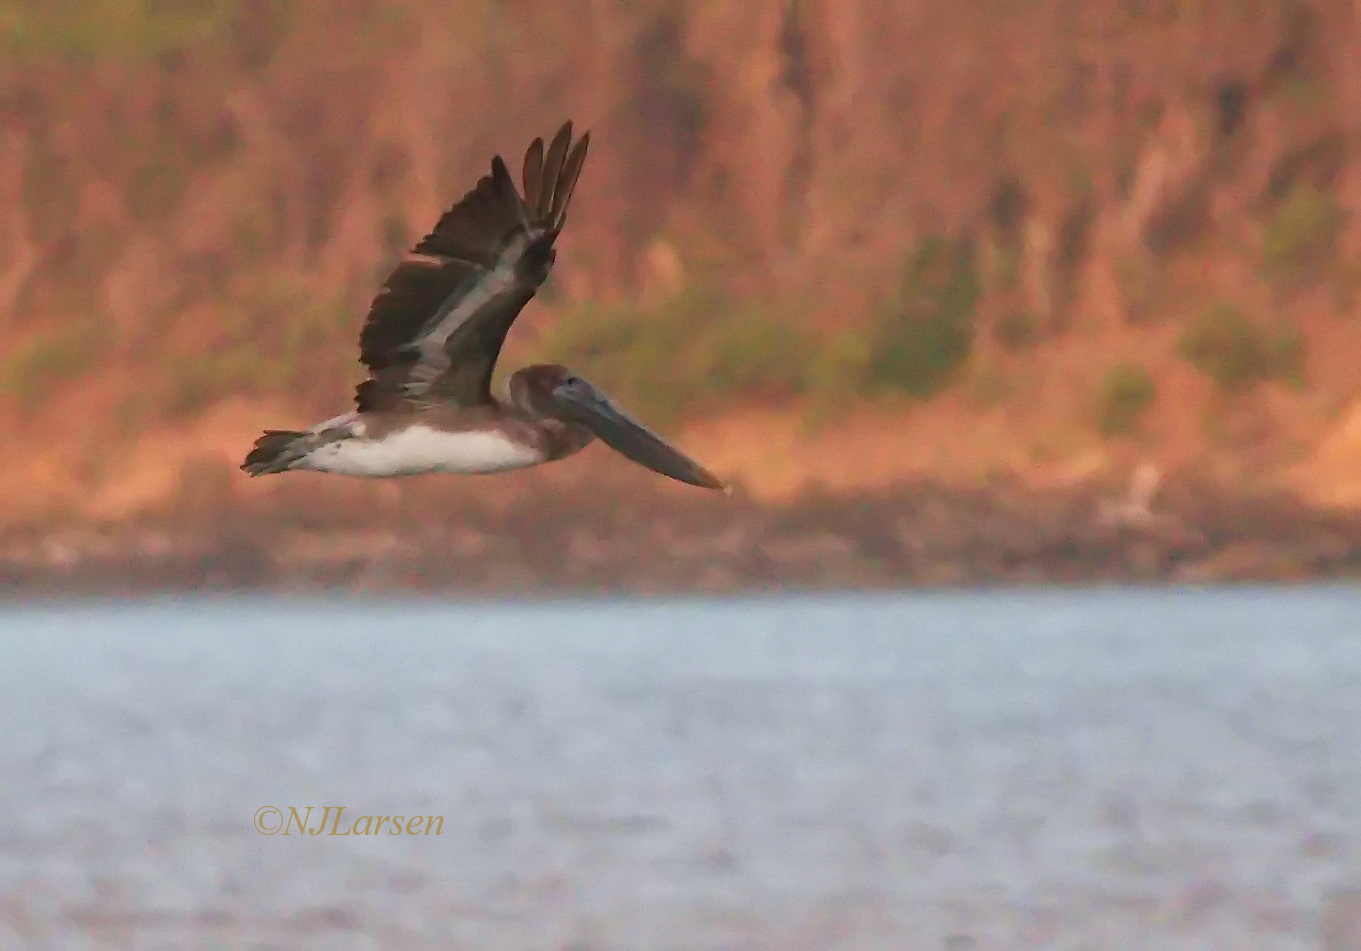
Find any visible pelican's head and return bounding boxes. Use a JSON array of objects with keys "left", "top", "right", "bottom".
[{"left": 509, "top": 364, "right": 729, "bottom": 492}]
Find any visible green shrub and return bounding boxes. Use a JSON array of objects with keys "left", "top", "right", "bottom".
[
  {"left": 698, "top": 302, "right": 811, "bottom": 403},
  {"left": 802, "top": 331, "right": 871, "bottom": 429},
  {"left": 866, "top": 235, "right": 980, "bottom": 398},
  {"left": 0, "top": 322, "right": 102, "bottom": 408},
  {"left": 0, "top": 0, "right": 240, "bottom": 60},
  {"left": 1095, "top": 362, "right": 1156, "bottom": 435},
  {"left": 807, "top": 331, "right": 869, "bottom": 396},
  {"left": 984, "top": 240, "right": 1022, "bottom": 294},
  {"left": 1178, "top": 301, "right": 1305, "bottom": 392},
  {"left": 530, "top": 284, "right": 814, "bottom": 428},
  {"left": 163, "top": 341, "right": 288, "bottom": 418},
  {"left": 1262, "top": 184, "right": 1345, "bottom": 291}
]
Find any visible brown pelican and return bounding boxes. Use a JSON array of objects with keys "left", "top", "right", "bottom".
[{"left": 241, "top": 122, "right": 728, "bottom": 492}]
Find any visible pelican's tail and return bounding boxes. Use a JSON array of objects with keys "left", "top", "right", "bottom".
[{"left": 241, "top": 429, "right": 308, "bottom": 477}]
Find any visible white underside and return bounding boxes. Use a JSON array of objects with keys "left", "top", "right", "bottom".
[{"left": 298, "top": 425, "right": 542, "bottom": 477}]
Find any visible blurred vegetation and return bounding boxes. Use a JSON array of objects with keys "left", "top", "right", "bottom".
[
  {"left": 162, "top": 274, "right": 353, "bottom": 417},
  {"left": 1094, "top": 362, "right": 1156, "bottom": 436},
  {"left": 529, "top": 285, "right": 814, "bottom": 428},
  {"left": 0, "top": 0, "right": 239, "bottom": 59},
  {"left": 993, "top": 310, "right": 1040, "bottom": 352},
  {"left": 0, "top": 0, "right": 1353, "bottom": 452},
  {"left": 1178, "top": 302, "right": 1306, "bottom": 393},
  {"left": 1261, "top": 183, "right": 1346, "bottom": 293},
  {"left": 866, "top": 235, "right": 980, "bottom": 399},
  {"left": 801, "top": 332, "right": 871, "bottom": 428},
  {"left": 0, "top": 320, "right": 103, "bottom": 409}
]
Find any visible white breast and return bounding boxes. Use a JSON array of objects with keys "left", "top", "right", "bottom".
[{"left": 299, "top": 425, "right": 543, "bottom": 477}]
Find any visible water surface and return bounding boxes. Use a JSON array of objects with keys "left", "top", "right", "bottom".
[{"left": 0, "top": 588, "right": 1358, "bottom": 949}]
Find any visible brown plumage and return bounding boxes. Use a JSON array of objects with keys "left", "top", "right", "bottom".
[{"left": 242, "top": 122, "right": 728, "bottom": 493}]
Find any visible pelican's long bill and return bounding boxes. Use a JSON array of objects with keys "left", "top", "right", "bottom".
[{"left": 551, "top": 376, "right": 730, "bottom": 492}]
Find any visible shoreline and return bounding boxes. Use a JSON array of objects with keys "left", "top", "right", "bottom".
[{"left": 3, "top": 473, "right": 1359, "bottom": 597}]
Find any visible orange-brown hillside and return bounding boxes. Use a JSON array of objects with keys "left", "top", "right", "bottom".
[{"left": 4, "top": 0, "right": 1361, "bottom": 530}]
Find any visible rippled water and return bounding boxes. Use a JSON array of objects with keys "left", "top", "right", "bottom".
[{"left": 0, "top": 588, "right": 1359, "bottom": 949}]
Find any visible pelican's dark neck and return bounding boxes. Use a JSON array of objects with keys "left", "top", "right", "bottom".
[{"left": 541, "top": 417, "right": 595, "bottom": 461}]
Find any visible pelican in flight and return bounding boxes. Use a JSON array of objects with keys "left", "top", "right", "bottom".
[{"left": 242, "top": 122, "right": 728, "bottom": 492}]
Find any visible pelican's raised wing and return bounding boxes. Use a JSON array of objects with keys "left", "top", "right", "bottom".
[{"left": 354, "top": 122, "right": 590, "bottom": 412}]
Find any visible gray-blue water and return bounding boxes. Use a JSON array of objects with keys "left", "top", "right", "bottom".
[{"left": 0, "top": 589, "right": 1359, "bottom": 950}]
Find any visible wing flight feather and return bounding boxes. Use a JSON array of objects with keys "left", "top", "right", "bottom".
[{"left": 354, "top": 121, "right": 590, "bottom": 411}]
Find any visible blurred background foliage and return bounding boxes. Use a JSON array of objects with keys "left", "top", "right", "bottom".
[{"left": 0, "top": 0, "right": 1360, "bottom": 461}]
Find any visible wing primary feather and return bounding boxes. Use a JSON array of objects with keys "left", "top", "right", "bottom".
[
  {"left": 489, "top": 155, "right": 514, "bottom": 197},
  {"left": 538, "top": 121, "right": 574, "bottom": 219},
  {"left": 521, "top": 137, "right": 544, "bottom": 217},
  {"left": 550, "top": 132, "right": 590, "bottom": 229},
  {"left": 490, "top": 154, "right": 528, "bottom": 229},
  {"left": 353, "top": 121, "right": 590, "bottom": 411}
]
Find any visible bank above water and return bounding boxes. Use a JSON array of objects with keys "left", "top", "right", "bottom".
[{"left": 2, "top": 468, "right": 1360, "bottom": 597}]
